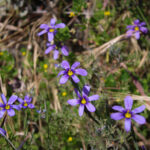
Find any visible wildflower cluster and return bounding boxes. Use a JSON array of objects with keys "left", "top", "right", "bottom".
[
  {"left": 38, "top": 18, "right": 99, "bottom": 116},
  {"left": 37, "top": 18, "right": 148, "bottom": 132},
  {"left": 0, "top": 94, "right": 34, "bottom": 135},
  {"left": 38, "top": 18, "right": 69, "bottom": 59}
]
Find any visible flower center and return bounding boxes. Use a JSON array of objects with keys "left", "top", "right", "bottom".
[
  {"left": 67, "top": 69, "right": 73, "bottom": 76},
  {"left": 125, "top": 110, "right": 131, "bottom": 118},
  {"left": 49, "top": 29, "right": 54, "bottom": 32},
  {"left": 81, "top": 98, "right": 86, "bottom": 104},
  {"left": 5, "top": 104, "right": 10, "bottom": 110},
  {"left": 24, "top": 101, "right": 28, "bottom": 107},
  {"left": 135, "top": 26, "right": 139, "bottom": 31}
]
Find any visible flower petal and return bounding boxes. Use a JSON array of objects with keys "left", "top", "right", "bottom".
[
  {"left": 61, "top": 46, "right": 69, "bottom": 56},
  {"left": 71, "top": 62, "right": 80, "bottom": 70},
  {"left": 75, "top": 69, "right": 87, "bottom": 76},
  {"left": 88, "top": 95, "right": 99, "bottom": 101},
  {"left": 8, "top": 95, "right": 18, "bottom": 104},
  {"left": 37, "top": 30, "right": 47, "bottom": 36},
  {"left": 61, "top": 60, "right": 70, "bottom": 69},
  {"left": 45, "top": 46, "right": 53, "bottom": 54},
  {"left": 0, "top": 102, "right": 4, "bottom": 107},
  {"left": 7, "top": 109, "right": 15, "bottom": 117},
  {"left": 40, "top": 24, "right": 49, "bottom": 29},
  {"left": 12, "top": 105, "right": 21, "bottom": 110},
  {"left": 132, "top": 114, "right": 146, "bottom": 125},
  {"left": 17, "top": 98, "right": 24, "bottom": 103},
  {"left": 134, "top": 31, "right": 140, "bottom": 40},
  {"left": 140, "top": 22, "right": 146, "bottom": 26},
  {"left": 28, "top": 104, "right": 35, "bottom": 109},
  {"left": 140, "top": 27, "right": 148, "bottom": 33},
  {"left": 0, "top": 110, "right": 5, "bottom": 118},
  {"left": 112, "top": 106, "right": 125, "bottom": 112},
  {"left": 53, "top": 50, "right": 59, "bottom": 60},
  {"left": 125, "top": 119, "right": 131, "bottom": 132},
  {"left": 59, "top": 75, "right": 69, "bottom": 84},
  {"left": 79, "top": 105, "right": 84, "bottom": 116},
  {"left": 57, "top": 70, "right": 65, "bottom": 77},
  {"left": 82, "top": 85, "right": 90, "bottom": 96},
  {"left": 0, "top": 128, "right": 6, "bottom": 136},
  {"left": 71, "top": 75, "right": 80, "bottom": 83},
  {"left": 1, "top": 94, "right": 7, "bottom": 104},
  {"left": 134, "top": 19, "right": 140, "bottom": 25},
  {"left": 48, "top": 32, "right": 54, "bottom": 42},
  {"left": 126, "top": 30, "right": 133, "bottom": 37},
  {"left": 50, "top": 18, "right": 56, "bottom": 26},
  {"left": 86, "top": 103, "right": 96, "bottom": 112},
  {"left": 19, "top": 104, "right": 23, "bottom": 108},
  {"left": 124, "top": 96, "right": 133, "bottom": 110},
  {"left": 67, "top": 99, "right": 79, "bottom": 106},
  {"left": 74, "top": 89, "right": 81, "bottom": 99},
  {"left": 55, "top": 23, "right": 65, "bottom": 29},
  {"left": 110, "top": 113, "right": 124, "bottom": 120},
  {"left": 132, "top": 105, "right": 145, "bottom": 114},
  {"left": 126, "top": 25, "right": 134, "bottom": 29},
  {"left": 24, "top": 95, "right": 32, "bottom": 102}
]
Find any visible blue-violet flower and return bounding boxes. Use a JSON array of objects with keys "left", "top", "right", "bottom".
[
  {"left": 18, "top": 95, "right": 34, "bottom": 109},
  {"left": 0, "top": 94, "right": 20, "bottom": 118},
  {"left": 58, "top": 60, "right": 87, "bottom": 84},
  {"left": 45, "top": 42, "right": 69, "bottom": 59},
  {"left": 37, "top": 18, "right": 65, "bottom": 42},
  {"left": 126, "top": 19, "right": 148, "bottom": 40},
  {"left": 111, "top": 96, "right": 146, "bottom": 132},
  {"left": 67, "top": 85, "right": 99, "bottom": 116}
]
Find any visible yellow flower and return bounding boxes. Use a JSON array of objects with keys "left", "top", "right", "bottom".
[
  {"left": 116, "top": 98, "right": 121, "bottom": 102},
  {"left": 0, "top": 52, "right": 4, "bottom": 56},
  {"left": 67, "top": 137, "right": 72, "bottom": 142},
  {"left": 104, "top": 11, "right": 110, "bottom": 16},
  {"left": 43, "top": 64, "right": 48, "bottom": 70},
  {"left": 62, "top": 92, "right": 67, "bottom": 96},
  {"left": 22, "top": 52, "right": 26, "bottom": 56},
  {"left": 69, "top": 12, "right": 75, "bottom": 17}
]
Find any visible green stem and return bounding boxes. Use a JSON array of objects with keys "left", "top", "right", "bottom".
[
  {"left": 1, "top": 134, "right": 17, "bottom": 150},
  {"left": 131, "top": 127, "right": 139, "bottom": 150},
  {"left": 0, "top": 114, "right": 7, "bottom": 127}
]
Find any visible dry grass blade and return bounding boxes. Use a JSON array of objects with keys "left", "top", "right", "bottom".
[
  {"left": 0, "top": 23, "right": 23, "bottom": 32},
  {"left": 51, "top": 86, "right": 61, "bottom": 112},
  {"left": 131, "top": 95, "right": 150, "bottom": 102},
  {"left": 0, "top": 75, "right": 7, "bottom": 96}
]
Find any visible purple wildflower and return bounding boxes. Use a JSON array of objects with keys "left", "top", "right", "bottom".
[
  {"left": 45, "top": 42, "right": 69, "bottom": 59},
  {"left": 0, "top": 94, "right": 20, "bottom": 118},
  {"left": 111, "top": 96, "right": 146, "bottom": 132},
  {"left": 37, "top": 18, "right": 66, "bottom": 42},
  {"left": 0, "top": 128, "right": 6, "bottom": 136},
  {"left": 58, "top": 60, "right": 88, "bottom": 84},
  {"left": 67, "top": 85, "right": 99, "bottom": 116},
  {"left": 126, "top": 19, "right": 148, "bottom": 40},
  {"left": 60, "top": 44, "right": 69, "bottom": 56},
  {"left": 18, "top": 95, "right": 34, "bottom": 109}
]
